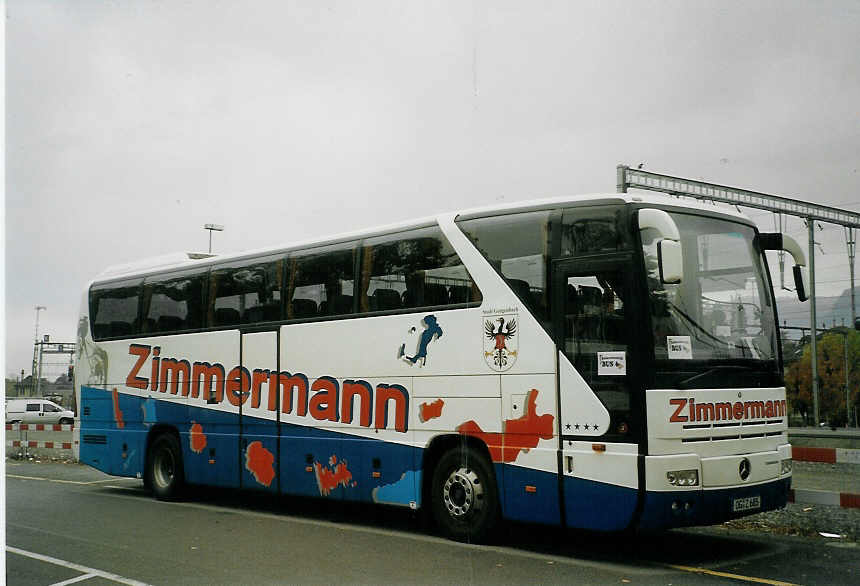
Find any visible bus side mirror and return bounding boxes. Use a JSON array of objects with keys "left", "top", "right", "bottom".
[
  {"left": 658, "top": 240, "right": 683, "bottom": 284},
  {"left": 639, "top": 209, "right": 683, "bottom": 285},
  {"left": 760, "top": 232, "right": 808, "bottom": 303},
  {"left": 793, "top": 265, "right": 809, "bottom": 302}
]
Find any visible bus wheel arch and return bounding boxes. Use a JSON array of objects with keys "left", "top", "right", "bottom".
[
  {"left": 144, "top": 426, "right": 184, "bottom": 500},
  {"left": 423, "top": 435, "right": 500, "bottom": 543}
]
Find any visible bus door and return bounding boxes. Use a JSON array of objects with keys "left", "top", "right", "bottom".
[
  {"left": 188, "top": 329, "right": 242, "bottom": 488},
  {"left": 239, "top": 330, "right": 280, "bottom": 493},
  {"left": 553, "top": 256, "right": 641, "bottom": 531}
]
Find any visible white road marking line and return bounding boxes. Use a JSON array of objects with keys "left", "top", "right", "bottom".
[
  {"left": 7, "top": 546, "right": 151, "bottom": 586},
  {"left": 50, "top": 572, "right": 98, "bottom": 585},
  {"left": 6, "top": 474, "right": 136, "bottom": 485}
]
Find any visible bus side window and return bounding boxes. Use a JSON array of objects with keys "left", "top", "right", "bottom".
[
  {"left": 560, "top": 206, "right": 626, "bottom": 256},
  {"left": 209, "top": 257, "right": 283, "bottom": 326},
  {"left": 141, "top": 269, "right": 206, "bottom": 334},
  {"left": 458, "top": 211, "right": 550, "bottom": 328},
  {"left": 358, "top": 226, "right": 480, "bottom": 314},
  {"left": 89, "top": 278, "right": 142, "bottom": 340},
  {"left": 286, "top": 241, "right": 357, "bottom": 320}
]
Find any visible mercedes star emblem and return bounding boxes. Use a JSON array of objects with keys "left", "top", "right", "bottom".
[{"left": 739, "top": 457, "right": 751, "bottom": 481}]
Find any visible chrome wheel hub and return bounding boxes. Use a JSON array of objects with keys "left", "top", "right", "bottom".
[
  {"left": 443, "top": 466, "right": 483, "bottom": 518},
  {"left": 153, "top": 449, "right": 175, "bottom": 488}
]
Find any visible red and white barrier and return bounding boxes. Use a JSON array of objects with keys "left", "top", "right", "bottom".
[
  {"left": 6, "top": 423, "right": 75, "bottom": 432},
  {"left": 7, "top": 440, "right": 73, "bottom": 450},
  {"left": 789, "top": 488, "right": 860, "bottom": 509},
  {"left": 791, "top": 446, "right": 860, "bottom": 465},
  {"left": 5, "top": 421, "right": 77, "bottom": 458}
]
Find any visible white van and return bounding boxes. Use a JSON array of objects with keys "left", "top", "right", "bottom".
[{"left": 5, "top": 399, "right": 74, "bottom": 425}]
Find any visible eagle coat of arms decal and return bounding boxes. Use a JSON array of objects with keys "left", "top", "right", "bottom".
[{"left": 483, "top": 312, "right": 518, "bottom": 371}]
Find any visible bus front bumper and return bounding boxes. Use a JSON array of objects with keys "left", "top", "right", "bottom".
[{"left": 636, "top": 477, "right": 791, "bottom": 531}]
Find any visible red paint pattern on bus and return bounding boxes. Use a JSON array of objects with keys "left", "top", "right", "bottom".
[
  {"left": 419, "top": 399, "right": 444, "bottom": 423},
  {"left": 189, "top": 422, "right": 207, "bottom": 454},
  {"left": 245, "top": 441, "right": 275, "bottom": 487},
  {"left": 456, "top": 389, "right": 553, "bottom": 463},
  {"left": 314, "top": 455, "right": 355, "bottom": 496},
  {"left": 112, "top": 388, "right": 125, "bottom": 429}
]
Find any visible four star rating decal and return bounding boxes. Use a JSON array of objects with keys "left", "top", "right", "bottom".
[{"left": 564, "top": 422, "right": 599, "bottom": 433}]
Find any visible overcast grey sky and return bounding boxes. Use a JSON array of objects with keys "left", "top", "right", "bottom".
[{"left": 5, "top": 0, "right": 860, "bottom": 377}]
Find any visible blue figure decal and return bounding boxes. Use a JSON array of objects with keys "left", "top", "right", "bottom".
[
  {"left": 141, "top": 397, "right": 158, "bottom": 426},
  {"left": 398, "top": 315, "right": 443, "bottom": 367}
]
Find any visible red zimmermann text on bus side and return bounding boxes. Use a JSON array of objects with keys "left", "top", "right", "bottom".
[{"left": 123, "top": 344, "right": 409, "bottom": 432}]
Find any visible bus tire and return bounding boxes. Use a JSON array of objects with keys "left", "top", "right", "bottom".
[
  {"left": 431, "top": 446, "right": 499, "bottom": 543},
  {"left": 146, "top": 433, "right": 184, "bottom": 500}
]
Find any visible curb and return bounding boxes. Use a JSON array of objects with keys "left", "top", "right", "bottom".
[
  {"left": 789, "top": 488, "right": 860, "bottom": 509},
  {"left": 791, "top": 446, "right": 860, "bottom": 464}
]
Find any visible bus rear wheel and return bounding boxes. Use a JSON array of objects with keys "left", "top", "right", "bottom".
[
  {"left": 146, "top": 433, "right": 184, "bottom": 500},
  {"left": 431, "top": 446, "right": 498, "bottom": 543}
]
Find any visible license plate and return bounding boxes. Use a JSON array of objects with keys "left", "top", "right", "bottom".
[{"left": 732, "top": 496, "right": 761, "bottom": 512}]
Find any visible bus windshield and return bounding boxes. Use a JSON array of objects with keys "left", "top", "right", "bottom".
[{"left": 642, "top": 213, "right": 779, "bottom": 388}]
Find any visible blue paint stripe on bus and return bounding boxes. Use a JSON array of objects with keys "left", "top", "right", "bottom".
[
  {"left": 80, "top": 386, "right": 420, "bottom": 505},
  {"left": 564, "top": 476, "right": 638, "bottom": 531}
]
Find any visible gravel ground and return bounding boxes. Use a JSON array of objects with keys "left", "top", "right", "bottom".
[
  {"left": 722, "top": 502, "right": 860, "bottom": 542},
  {"left": 721, "top": 461, "right": 860, "bottom": 542}
]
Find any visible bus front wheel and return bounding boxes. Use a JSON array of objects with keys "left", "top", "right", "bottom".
[
  {"left": 146, "top": 433, "right": 184, "bottom": 500},
  {"left": 431, "top": 446, "right": 499, "bottom": 542}
]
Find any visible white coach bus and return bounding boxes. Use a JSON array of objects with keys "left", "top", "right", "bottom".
[{"left": 75, "top": 193, "right": 806, "bottom": 541}]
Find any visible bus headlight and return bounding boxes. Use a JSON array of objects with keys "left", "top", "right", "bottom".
[
  {"left": 667, "top": 469, "right": 699, "bottom": 487},
  {"left": 780, "top": 459, "right": 792, "bottom": 475}
]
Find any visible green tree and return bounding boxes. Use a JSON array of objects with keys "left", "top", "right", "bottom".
[{"left": 785, "top": 329, "right": 860, "bottom": 426}]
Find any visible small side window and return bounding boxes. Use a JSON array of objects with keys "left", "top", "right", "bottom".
[
  {"left": 560, "top": 206, "right": 626, "bottom": 256},
  {"left": 26, "top": 403, "right": 40, "bottom": 412}
]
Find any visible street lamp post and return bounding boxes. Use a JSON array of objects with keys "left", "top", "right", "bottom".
[
  {"left": 32, "top": 305, "right": 46, "bottom": 396},
  {"left": 204, "top": 224, "right": 224, "bottom": 253},
  {"left": 37, "top": 334, "right": 48, "bottom": 397}
]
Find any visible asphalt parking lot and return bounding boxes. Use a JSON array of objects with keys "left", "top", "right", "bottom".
[{"left": 6, "top": 459, "right": 860, "bottom": 585}]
